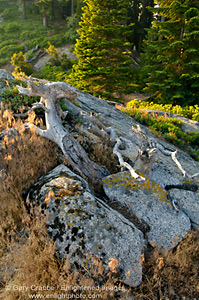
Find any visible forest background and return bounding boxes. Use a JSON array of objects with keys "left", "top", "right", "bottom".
[{"left": 0, "top": 0, "right": 199, "bottom": 106}]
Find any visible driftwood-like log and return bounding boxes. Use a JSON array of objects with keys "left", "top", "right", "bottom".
[{"left": 17, "top": 79, "right": 109, "bottom": 186}]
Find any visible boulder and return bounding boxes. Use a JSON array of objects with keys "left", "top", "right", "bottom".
[
  {"left": 0, "top": 69, "right": 14, "bottom": 84},
  {"left": 27, "top": 164, "right": 145, "bottom": 287},
  {"left": 168, "top": 188, "right": 199, "bottom": 230},
  {"left": 63, "top": 91, "right": 199, "bottom": 188},
  {"left": 102, "top": 171, "right": 191, "bottom": 250}
]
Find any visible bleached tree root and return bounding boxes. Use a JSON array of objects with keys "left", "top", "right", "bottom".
[
  {"left": 15, "top": 78, "right": 198, "bottom": 193},
  {"left": 16, "top": 78, "right": 109, "bottom": 187},
  {"left": 113, "top": 137, "right": 145, "bottom": 180}
]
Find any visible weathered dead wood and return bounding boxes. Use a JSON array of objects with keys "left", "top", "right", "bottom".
[
  {"left": 80, "top": 113, "right": 146, "bottom": 180},
  {"left": 17, "top": 79, "right": 109, "bottom": 186}
]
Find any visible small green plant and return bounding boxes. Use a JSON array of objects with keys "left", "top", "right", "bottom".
[
  {"left": 1, "top": 86, "right": 40, "bottom": 112},
  {"left": 5, "top": 22, "right": 20, "bottom": 33}
]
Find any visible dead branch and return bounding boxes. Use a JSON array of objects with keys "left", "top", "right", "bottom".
[{"left": 113, "top": 137, "right": 145, "bottom": 180}]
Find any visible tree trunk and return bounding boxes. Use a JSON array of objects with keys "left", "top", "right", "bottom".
[
  {"left": 43, "top": 13, "right": 48, "bottom": 27},
  {"left": 18, "top": 0, "right": 27, "bottom": 20},
  {"left": 71, "top": 0, "right": 74, "bottom": 16}
]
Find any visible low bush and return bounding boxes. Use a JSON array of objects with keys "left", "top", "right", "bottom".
[
  {"left": 32, "top": 64, "right": 70, "bottom": 82},
  {"left": 32, "top": 43, "right": 73, "bottom": 81},
  {"left": 0, "top": 44, "right": 24, "bottom": 60},
  {"left": 127, "top": 99, "right": 199, "bottom": 122},
  {"left": 4, "top": 22, "right": 20, "bottom": 33},
  {"left": 20, "top": 30, "right": 37, "bottom": 40}
]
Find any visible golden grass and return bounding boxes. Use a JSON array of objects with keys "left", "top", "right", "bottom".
[{"left": 134, "top": 230, "right": 199, "bottom": 299}]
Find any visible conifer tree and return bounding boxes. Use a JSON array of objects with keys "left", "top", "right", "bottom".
[
  {"left": 69, "top": 0, "right": 134, "bottom": 99},
  {"left": 141, "top": 0, "right": 199, "bottom": 105}
]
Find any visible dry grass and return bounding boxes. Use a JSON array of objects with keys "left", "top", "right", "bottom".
[
  {"left": 0, "top": 106, "right": 57, "bottom": 254},
  {"left": 134, "top": 230, "right": 199, "bottom": 299}
]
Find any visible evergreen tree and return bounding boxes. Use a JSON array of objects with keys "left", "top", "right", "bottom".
[
  {"left": 69, "top": 0, "right": 134, "bottom": 99},
  {"left": 141, "top": 0, "right": 199, "bottom": 106}
]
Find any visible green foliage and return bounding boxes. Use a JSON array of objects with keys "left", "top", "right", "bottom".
[
  {"left": 141, "top": 0, "right": 199, "bottom": 106},
  {"left": 69, "top": 0, "right": 135, "bottom": 99},
  {"left": 120, "top": 106, "right": 199, "bottom": 161},
  {"left": 1, "top": 86, "right": 40, "bottom": 112},
  {"left": 64, "top": 13, "right": 80, "bottom": 43},
  {"left": 0, "top": 41, "right": 25, "bottom": 67},
  {"left": 4, "top": 22, "right": 20, "bottom": 33},
  {"left": 127, "top": 99, "right": 199, "bottom": 121},
  {"left": 33, "top": 42, "right": 73, "bottom": 81},
  {"left": 34, "top": 0, "right": 52, "bottom": 14},
  {"left": 0, "top": 3, "right": 19, "bottom": 21},
  {"left": 33, "top": 64, "right": 70, "bottom": 81},
  {"left": 0, "top": 3, "right": 77, "bottom": 66},
  {"left": 11, "top": 51, "right": 33, "bottom": 75}
]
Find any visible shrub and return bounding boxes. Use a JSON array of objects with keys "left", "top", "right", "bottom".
[
  {"left": 126, "top": 99, "right": 199, "bottom": 122},
  {"left": 32, "top": 65, "right": 70, "bottom": 82},
  {"left": 5, "top": 22, "right": 20, "bottom": 33},
  {"left": 20, "top": 30, "right": 36, "bottom": 40},
  {"left": 0, "top": 44, "right": 24, "bottom": 59},
  {"left": 11, "top": 51, "right": 33, "bottom": 76}
]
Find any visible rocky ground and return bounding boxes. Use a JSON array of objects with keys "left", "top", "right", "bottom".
[{"left": 0, "top": 69, "right": 199, "bottom": 299}]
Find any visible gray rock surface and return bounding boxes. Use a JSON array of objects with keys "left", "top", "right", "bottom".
[
  {"left": 168, "top": 188, "right": 199, "bottom": 230},
  {"left": 102, "top": 171, "right": 191, "bottom": 250},
  {"left": 27, "top": 164, "right": 145, "bottom": 287},
  {"left": 0, "top": 69, "right": 14, "bottom": 96}
]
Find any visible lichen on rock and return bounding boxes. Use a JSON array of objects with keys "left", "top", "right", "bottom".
[
  {"left": 103, "top": 171, "right": 191, "bottom": 250},
  {"left": 27, "top": 165, "right": 145, "bottom": 287}
]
